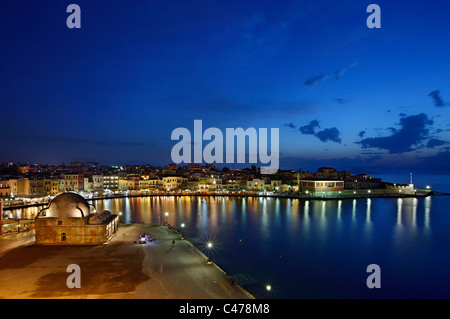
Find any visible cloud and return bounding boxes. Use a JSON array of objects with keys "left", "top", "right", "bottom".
[
  {"left": 358, "top": 131, "right": 366, "bottom": 138},
  {"left": 315, "top": 127, "right": 342, "bottom": 143},
  {"left": 298, "top": 119, "right": 341, "bottom": 143},
  {"left": 299, "top": 120, "right": 320, "bottom": 134},
  {"left": 302, "top": 63, "right": 356, "bottom": 88},
  {"left": 333, "top": 62, "right": 357, "bottom": 80},
  {"left": 428, "top": 90, "right": 449, "bottom": 107},
  {"left": 357, "top": 113, "right": 433, "bottom": 153},
  {"left": 426, "top": 138, "right": 447, "bottom": 148},
  {"left": 334, "top": 98, "right": 348, "bottom": 104},
  {"left": 303, "top": 74, "right": 327, "bottom": 87},
  {"left": 284, "top": 123, "right": 296, "bottom": 129}
]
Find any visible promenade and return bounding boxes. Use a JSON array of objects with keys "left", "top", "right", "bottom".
[{"left": 0, "top": 224, "right": 253, "bottom": 299}]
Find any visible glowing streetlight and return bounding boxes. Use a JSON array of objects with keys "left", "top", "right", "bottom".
[
  {"left": 426, "top": 185, "right": 431, "bottom": 189},
  {"left": 266, "top": 284, "right": 272, "bottom": 298},
  {"left": 159, "top": 211, "right": 169, "bottom": 225},
  {"left": 180, "top": 223, "right": 185, "bottom": 239},
  {"left": 207, "top": 242, "right": 213, "bottom": 264}
]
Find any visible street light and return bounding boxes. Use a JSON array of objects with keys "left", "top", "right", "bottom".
[
  {"left": 266, "top": 284, "right": 272, "bottom": 299},
  {"left": 160, "top": 211, "right": 169, "bottom": 225},
  {"left": 207, "top": 242, "right": 213, "bottom": 264},
  {"left": 180, "top": 223, "right": 185, "bottom": 239}
]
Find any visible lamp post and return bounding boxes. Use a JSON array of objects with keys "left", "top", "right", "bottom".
[
  {"left": 160, "top": 211, "right": 169, "bottom": 225},
  {"left": 180, "top": 223, "right": 185, "bottom": 239},
  {"left": 207, "top": 242, "right": 213, "bottom": 264},
  {"left": 266, "top": 284, "right": 272, "bottom": 299}
]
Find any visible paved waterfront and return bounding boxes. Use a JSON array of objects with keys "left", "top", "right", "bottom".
[{"left": 0, "top": 225, "right": 253, "bottom": 299}]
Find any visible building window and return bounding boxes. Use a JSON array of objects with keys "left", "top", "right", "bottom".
[
  {"left": 61, "top": 233, "right": 66, "bottom": 241},
  {"left": 58, "top": 220, "right": 63, "bottom": 225}
]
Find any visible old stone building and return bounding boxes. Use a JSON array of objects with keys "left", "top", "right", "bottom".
[{"left": 35, "top": 192, "right": 119, "bottom": 245}]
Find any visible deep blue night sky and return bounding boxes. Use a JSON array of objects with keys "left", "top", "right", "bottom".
[{"left": 1, "top": 0, "right": 449, "bottom": 173}]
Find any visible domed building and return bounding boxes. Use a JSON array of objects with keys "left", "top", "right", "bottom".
[{"left": 35, "top": 193, "right": 119, "bottom": 245}]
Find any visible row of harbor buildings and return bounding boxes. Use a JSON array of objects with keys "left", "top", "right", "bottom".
[{"left": 0, "top": 162, "right": 416, "bottom": 199}]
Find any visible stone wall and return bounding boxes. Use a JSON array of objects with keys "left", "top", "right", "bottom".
[{"left": 35, "top": 217, "right": 118, "bottom": 245}]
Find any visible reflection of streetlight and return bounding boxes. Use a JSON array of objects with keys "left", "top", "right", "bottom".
[{"left": 207, "top": 242, "right": 213, "bottom": 264}]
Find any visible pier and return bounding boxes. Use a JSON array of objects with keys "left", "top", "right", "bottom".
[{"left": 0, "top": 224, "right": 253, "bottom": 299}]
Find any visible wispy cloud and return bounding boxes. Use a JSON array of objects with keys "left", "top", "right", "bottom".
[
  {"left": 284, "top": 122, "right": 296, "bottom": 129},
  {"left": 334, "top": 98, "right": 348, "bottom": 105},
  {"left": 303, "top": 74, "right": 328, "bottom": 87},
  {"left": 333, "top": 63, "right": 357, "bottom": 80},
  {"left": 428, "top": 90, "right": 449, "bottom": 107},
  {"left": 302, "top": 62, "right": 357, "bottom": 88}
]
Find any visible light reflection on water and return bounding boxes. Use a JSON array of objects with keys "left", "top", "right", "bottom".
[{"left": 10, "top": 195, "right": 450, "bottom": 298}]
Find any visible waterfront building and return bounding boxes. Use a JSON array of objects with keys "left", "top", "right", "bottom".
[
  {"left": 316, "top": 167, "right": 339, "bottom": 179},
  {"left": 139, "top": 178, "right": 162, "bottom": 191},
  {"left": 385, "top": 183, "right": 415, "bottom": 195},
  {"left": 0, "top": 180, "right": 11, "bottom": 198},
  {"left": 29, "top": 178, "right": 45, "bottom": 196},
  {"left": 77, "top": 173, "right": 85, "bottom": 192},
  {"left": 92, "top": 174, "right": 104, "bottom": 191},
  {"left": 62, "top": 173, "right": 79, "bottom": 192},
  {"left": 270, "top": 180, "right": 282, "bottom": 191},
  {"left": 9, "top": 178, "right": 29, "bottom": 197},
  {"left": 43, "top": 178, "right": 59, "bottom": 196},
  {"left": 58, "top": 178, "right": 66, "bottom": 194},
  {"left": 299, "top": 179, "right": 344, "bottom": 194},
  {"left": 35, "top": 192, "right": 118, "bottom": 245},
  {"left": 246, "top": 179, "right": 267, "bottom": 191},
  {"left": 139, "top": 179, "right": 151, "bottom": 190},
  {"left": 84, "top": 177, "right": 94, "bottom": 192},
  {"left": 103, "top": 174, "right": 119, "bottom": 190},
  {"left": 344, "top": 176, "right": 382, "bottom": 189},
  {"left": 162, "top": 176, "right": 185, "bottom": 190},
  {"left": 118, "top": 178, "right": 135, "bottom": 191}
]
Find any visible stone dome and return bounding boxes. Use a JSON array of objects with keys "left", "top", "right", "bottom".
[
  {"left": 87, "top": 210, "right": 112, "bottom": 225},
  {"left": 37, "top": 192, "right": 90, "bottom": 218}
]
